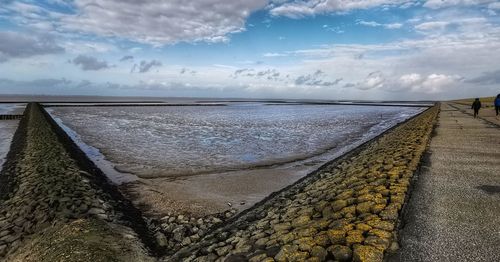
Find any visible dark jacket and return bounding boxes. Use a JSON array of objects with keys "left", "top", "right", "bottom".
[
  {"left": 472, "top": 100, "right": 481, "bottom": 110},
  {"left": 495, "top": 98, "right": 500, "bottom": 107}
]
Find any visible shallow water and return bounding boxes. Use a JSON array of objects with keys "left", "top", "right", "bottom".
[
  {"left": 0, "top": 103, "right": 26, "bottom": 115},
  {"left": 49, "top": 104, "right": 424, "bottom": 179}
]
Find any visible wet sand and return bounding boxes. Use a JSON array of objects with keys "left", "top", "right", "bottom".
[
  {"left": 50, "top": 113, "right": 392, "bottom": 218},
  {"left": 117, "top": 129, "right": 372, "bottom": 217},
  {"left": 124, "top": 168, "right": 305, "bottom": 217},
  {"left": 49, "top": 112, "right": 388, "bottom": 218}
]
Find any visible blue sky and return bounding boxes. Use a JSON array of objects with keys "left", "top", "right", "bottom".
[{"left": 1, "top": 0, "right": 500, "bottom": 100}]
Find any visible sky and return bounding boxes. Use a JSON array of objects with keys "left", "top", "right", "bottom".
[{"left": 1, "top": 0, "right": 500, "bottom": 100}]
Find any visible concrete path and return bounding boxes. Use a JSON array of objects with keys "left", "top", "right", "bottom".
[
  {"left": 391, "top": 103, "right": 500, "bottom": 262},
  {"left": 452, "top": 102, "right": 500, "bottom": 126}
]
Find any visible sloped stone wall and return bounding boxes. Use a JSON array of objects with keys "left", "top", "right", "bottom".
[{"left": 0, "top": 103, "right": 154, "bottom": 260}]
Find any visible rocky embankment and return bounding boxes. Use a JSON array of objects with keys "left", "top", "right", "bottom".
[
  {"left": 151, "top": 208, "right": 238, "bottom": 254},
  {"left": 169, "top": 106, "right": 438, "bottom": 262},
  {"left": 0, "top": 103, "right": 154, "bottom": 261}
]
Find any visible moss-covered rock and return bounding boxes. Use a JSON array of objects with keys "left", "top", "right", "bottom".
[{"left": 353, "top": 244, "right": 383, "bottom": 262}]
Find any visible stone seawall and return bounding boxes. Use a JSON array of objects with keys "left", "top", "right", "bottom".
[
  {"left": 169, "top": 106, "right": 438, "bottom": 262},
  {"left": 0, "top": 103, "right": 154, "bottom": 261}
]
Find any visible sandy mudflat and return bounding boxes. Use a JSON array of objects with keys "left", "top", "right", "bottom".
[
  {"left": 121, "top": 129, "right": 379, "bottom": 218},
  {"left": 124, "top": 160, "right": 313, "bottom": 217}
]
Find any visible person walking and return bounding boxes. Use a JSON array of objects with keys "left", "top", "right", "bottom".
[
  {"left": 495, "top": 94, "right": 500, "bottom": 118},
  {"left": 471, "top": 98, "right": 482, "bottom": 118}
]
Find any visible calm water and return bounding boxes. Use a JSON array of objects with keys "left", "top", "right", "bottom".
[
  {"left": 49, "top": 104, "right": 424, "bottom": 178},
  {"left": 0, "top": 103, "right": 25, "bottom": 115}
]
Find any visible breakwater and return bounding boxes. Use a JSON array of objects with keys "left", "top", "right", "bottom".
[
  {"left": 0, "top": 103, "right": 155, "bottom": 260},
  {"left": 169, "top": 106, "right": 438, "bottom": 261},
  {"left": 0, "top": 115, "right": 23, "bottom": 121}
]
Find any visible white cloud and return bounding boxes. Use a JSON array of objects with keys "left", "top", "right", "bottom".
[
  {"left": 0, "top": 31, "right": 64, "bottom": 62},
  {"left": 397, "top": 73, "right": 460, "bottom": 93},
  {"left": 270, "top": 10, "right": 499, "bottom": 98},
  {"left": 357, "top": 71, "right": 386, "bottom": 90},
  {"left": 263, "top": 52, "right": 287, "bottom": 57},
  {"left": 414, "top": 17, "right": 489, "bottom": 35},
  {"left": 413, "top": 74, "right": 460, "bottom": 93},
  {"left": 1, "top": 0, "right": 269, "bottom": 45},
  {"left": 357, "top": 20, "right": 403, "bottom": 29},
  {"left": 269, "top": 0, "right": 415, "bottom": 18},
  {"left": 358, "top": 20, "right": 382, "bottom": 27},
  {"left": 385, "top": 23, "right": 404, "bottom": 29},
  {"left": 423, "top": 0, "right": 496, "bottom": 9},
  {"left": 489, "top": 2, "right": 500, "bottom": 10},
  {"left": 56, "top": 0, "right": 269, "bottom": 45},
  {"left": 268, "top": 0, "right": 498, "bottom": 18},
  {"left": 414, "top": 21, "right": 450, "bottom": 31},
  {"left": 399, "top": 73, "right": 423, "bottom": 87},
  {"left": 344, "top": 72, "right": 460, "bottom": 94}
]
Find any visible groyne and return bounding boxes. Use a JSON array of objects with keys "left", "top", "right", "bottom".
[
  {"left": 0, "top": 103, "right": 156, "bottom": 261},
  {"left": 0, "top": 115, "right": 23, "bottom": 121},
  {"left": 169, "top": 106, "right": 438, "bottom": 261}
]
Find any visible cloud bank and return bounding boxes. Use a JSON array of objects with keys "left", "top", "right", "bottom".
[
  {"left": 57, "top": 0, "right": 269, "bottom": 45},
  {"left": 0, "top": 31, "right": 64, "bottom": 62}
]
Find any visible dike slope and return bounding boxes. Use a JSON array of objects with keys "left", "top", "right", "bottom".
[
  {"left": 169, "top": 106, "right": 438, "bottom": 262},
  {"left": 0, "top": 103, "right": 155, "bottom": 261}
]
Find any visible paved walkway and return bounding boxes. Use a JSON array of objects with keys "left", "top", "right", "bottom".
[
  {"left": 391, "top": 103, "right": 500, "bottom": 261},
  {"left": 452, "top": 102, "right": 500, "bottom": 126}
]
